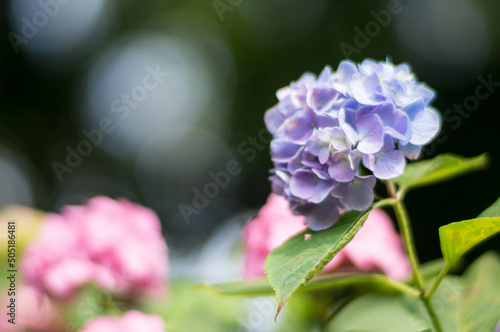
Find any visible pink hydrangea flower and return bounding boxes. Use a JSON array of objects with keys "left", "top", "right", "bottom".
[
  {"left": 242, "top": 194, "right": 411, "bottom": 280},
  {"left": 22, "top": 196, "right": 169, "bottom": 300},
  {"left": 80, "top": 311, "right": 166, "bottom": 332},
  {"left": 0, "top": 286, "right": 62, "bottom": 331},
  {"left": 243, "top": 193, "right": 307, "bottom": 278}
]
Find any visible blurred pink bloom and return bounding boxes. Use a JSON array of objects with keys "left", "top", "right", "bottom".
[
  {"left": 243, "top": 193, "right": 306, "bottom": 278},
  {"left": 80, "top": 310, "right": 166, "bottom": 332},
  {"left": 242, "top": 194, "right": 411, "bottom": 280},
  {"left": 0, "top": 286, "right": 62, "bottom": 331},
  {"left": 22, "top": 196, "right": 169, "bottom": 300}
]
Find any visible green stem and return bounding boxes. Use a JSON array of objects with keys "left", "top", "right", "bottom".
[
  {"left": 423, "top": 296, "right": 443, "bottom": 332},
  {"left": 100, "top": 291, "right": 122, "bottom": 315},
  {"left": 373, "top": 197, "right": 397, "bottom": 209},
  {"left": 425, "top": 262, "right": 452, "bottom": 299},
  {"left": 386, "top": 181, "right": 443, "bottom": 332}
]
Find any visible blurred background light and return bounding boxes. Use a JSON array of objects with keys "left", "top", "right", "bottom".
[
  {"left": 77, "top": 32, "right": 223, "bottom": 160},
  {"left": 8, "top": 0, "right": 113, "bottom": 68},
  {"left": 239, "top": 0, "right": 330, "bottom": 47},
  {"left": 0, "top": 144, "right": 35, "bottom": 207},
  {"left": 396, "top": 0, "right": 491, "bottom": 88}
]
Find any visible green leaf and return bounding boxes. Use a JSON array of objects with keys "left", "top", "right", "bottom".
[
  {"left": 477, "top": 196, "right": 500, "bottom": 218},
  {"left": 264, "top": 209, "right": 371, "bottom": 314},
  {"left": 458, "top": 252, "right": 500, "bottom": 331},
  {"left": 439, "top": 217, "right": 500, "bottom": 264},
  {"left": 208, "top": 273, "right": 417, "bottom": 297},
  {"left": 145, "top": 281, "right": 244, "bottom": 332},
  {"left": 433, "top": 252, "right": 500, "bottom": 332},
  {"left": 325, "top": 252, "right": 500, "bottom": 332},
  {"left": 393, "top": 154, "right": 488, "bottom": 193},
  {"left": 325, "top": 293, "right": 431, "bottom": 332}
]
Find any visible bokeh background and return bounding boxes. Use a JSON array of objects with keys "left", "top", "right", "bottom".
[{"left": 1, "top": 0, "right": 500, "bottom": 277}]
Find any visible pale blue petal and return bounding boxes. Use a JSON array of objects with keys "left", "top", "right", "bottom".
[
  {"left": 342, "top": 176, "right": 376, "bottom": 211},
  {"left": 372, "top": 103, "right": 410, "bottom": 140},
  {"left": 330, "top": 127, "right": 351, "bottom": 151},
  {"left": 409, "top": 107, "right": 441, "bottom": 145},
  {"left": 404, "top": 98, "right": 426, "bottom": 121},
  {"left": 373, "top": 150, "right": 405, "bottom": 180},
  {"left": 399, "top": 142, "right": 422, "bottom": 160},
  {"left": 356, "top": 114, "right": 384, "bottom": 154}
]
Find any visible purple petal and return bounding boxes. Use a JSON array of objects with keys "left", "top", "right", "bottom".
[
  {"left": 289, "top": 171, "right": 317, "bottom": 199},
  {"left": 289, "top": 170, "right": 335, "bottom": 203},
  {"left": 305, "top": 131, "right": 328, "bottom": 156},
  {"left": 287, "top": 147, "right": 305, "bottom": 174},
  {"left": 328, "top": 150, "right": 355, "bottom": 182},
  {"left": 293, "top": 197, "right": 342, "bottom": 231},
  {"left": 270, "top": 139, "right": 301, "bottom": 162},
  {"left": 372, "top": 150, "right": 406, "bottom": 180},
  {"left": 372, "top": 103, "right": 410, "bottom": 140},
  {"left": 409, "top": 107, "right": 441, "bottom": 145},
  {"left": 316, "top": 114, "right": 338, "bottom": 128},
  {"left": 362, "top": 153, "right": 376, "bottom": 171},
  {"left": 309, "top": 179, "right": 336, "bottom": 203},
  {"left": 306, "top": 85, "right": 338, "bottom": 113},
  {"left": 311, "top": 167, "right": 330, "bottom": 180},
  {"left": 301, "top": 149, "right": 323, "bottom": 169},
  {"left": 264, "top": 106, "right": 286, "bottom": 134},
  {"left": 318, "top": 148, "right": 331, "bottom": 164},
  {"left": 284, "top": 108, "right": 316, "bottom": 142},
  {"left": 332, "top": 176, "right": 376, "bottom": 211},
  {"left": 380, "top": 134, "right": 395, "bottom": 153},
  {"left": 355, "top": 114, "right": 384, "bottom": 154}
]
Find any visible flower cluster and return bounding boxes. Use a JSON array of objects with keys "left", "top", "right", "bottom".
[
  {"left": 243, "top": 194, "right": 411, "bottom": 280},
  {"left": 81, "top": 311, "right": 166, "bottom": 332},
  {"left": 265, "top": 59, "right": 440, "bottom": 230},
  {"left": 22, "top": 197, "right": 169, "bottom": 301}
]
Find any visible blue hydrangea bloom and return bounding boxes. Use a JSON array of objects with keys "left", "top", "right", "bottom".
[{"left": 265, "top": 59, "right": 441, "bottom": 231}]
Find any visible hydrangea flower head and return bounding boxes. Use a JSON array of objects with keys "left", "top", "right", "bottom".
[
  {"left": 265, "top": 59, "right": 440, "bottom": 230},
  {"left": 22, "top": 196, "right": 169, "bottom": 301}
]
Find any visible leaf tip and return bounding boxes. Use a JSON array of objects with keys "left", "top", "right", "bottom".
[{"left": 275, "top": 300, "right": 287, "bottom": 321}]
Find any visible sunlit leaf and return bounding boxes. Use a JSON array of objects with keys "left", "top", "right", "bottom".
[
  {"left": 477, "top": 196, "right": 500, "bottom": 218},
  {"left": 439, "top": 217, "right": 500, "bottom": 264},
  {"left": 393, "top": 154, "right": 488, "bottom": 193},
  {"left": 264, "top": 209, "right": 371, "bottom": 315}
]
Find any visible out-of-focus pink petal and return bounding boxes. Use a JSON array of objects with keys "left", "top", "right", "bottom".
[
  {"left": 42, "top": 258, "right": 95, "bottom": 300},
  {"left": 21, "top": 196, "right": 169, "bottom": 300},
  {"left": 80, "top": 311, "right": 166, "bottom": 332},
  {"left": 243, "top": 194, "right": 306, "bottom": 278},
  {"left": 0, "top": 286, "right": 62, "bottom": 331},
  {"left": 341, "top": 209, "right": 411, "bottom": 280},
  {"left": 242, "top": 195, "right": 411, "bottom": 280}
]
